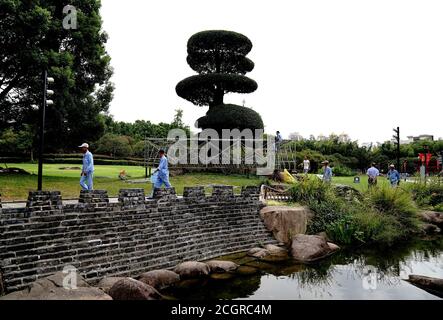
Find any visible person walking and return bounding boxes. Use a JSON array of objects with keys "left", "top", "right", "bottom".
[
  {"left": 275, "top": 131, "right": 283, "bottom": 152},
  {"left": 153, "top": 149, "right": 171, "bottom": 189},
  {"left": 366, "top": 163, "right": 380, "bottom": 188},
  {"left": 387, "top": 164, "right": 400, "bottom": 187},
  {"left": 303, "top": 156, "right": 310, "bottom": 174},
  {"left": 322, "top": 160, "right": 332, "bottom": 183},
  {"left": 79, "top": 143, "right": 94, "bottom": 190}
]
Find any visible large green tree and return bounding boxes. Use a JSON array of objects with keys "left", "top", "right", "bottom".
[
  {"left": 176, "top": 30, "right": 264, "bottom": 132},
  {"left": 0, "top": 0, "right": 113, "bottom": 152}
]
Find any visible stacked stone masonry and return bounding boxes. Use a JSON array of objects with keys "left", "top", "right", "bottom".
[{"left": 0, "top": 186, "right": 276, "bottom": 293}]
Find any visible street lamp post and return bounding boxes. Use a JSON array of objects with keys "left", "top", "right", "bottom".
[{"left": 37, "top": 70, "right": 54, "bottom": 190}]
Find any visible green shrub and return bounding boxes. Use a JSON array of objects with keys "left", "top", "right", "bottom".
[
  {"left": 408, "top": 180, "right": 443, "bottom": 209},
  {"left": 290, "top": 177, "right": 421, "bottom": 246},
  {"left": 290, "top": 178, "right": 347, "bottom": 234},
  {"left": 365, "top": 186, "right": 420, "bottom": 233},
  {"left": 331, "top": 165, "right": 356, "bottom": 177}
]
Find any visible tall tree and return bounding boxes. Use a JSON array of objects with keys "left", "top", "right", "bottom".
[
  {"left": 0, "top": 0, "right": 113, "bottom": 152},
  {"left": 176, "top": 30, "right": 263, "bottom": 132}
]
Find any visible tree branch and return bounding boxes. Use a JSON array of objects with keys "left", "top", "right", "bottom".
[{"left": 0, "top": 75, "right": 19, "bottom": 101}]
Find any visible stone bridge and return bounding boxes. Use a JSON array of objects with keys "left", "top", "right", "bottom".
[{"left": 0, "top": 186, "right": 276, "bottom": 294}]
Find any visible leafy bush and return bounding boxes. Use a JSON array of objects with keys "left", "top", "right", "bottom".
[
  {"left": 196, "top": 104, "right": 264, "bottom": 131},
  {"left": 409, "top": 180, "right": 443, "bottom": 209},
  {"left": 290, "top": 177, "right": 421, "bottom": 246},
  {"left": 365, "top": 186, "right": 420, "bottom": 233},
  {"left": 331, "top": 165, "right": 356, "bottom": 177},
  {"left": 290, "top": 178, "right": 347, "bottom": 234}
]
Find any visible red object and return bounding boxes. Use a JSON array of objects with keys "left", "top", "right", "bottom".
[{"left": 425, "top": 153, "right": 432, "bottom": 166}]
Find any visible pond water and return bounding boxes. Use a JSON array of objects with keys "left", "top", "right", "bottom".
[{"left": 163, "top": 237, "right": 443, "bottom": 300}]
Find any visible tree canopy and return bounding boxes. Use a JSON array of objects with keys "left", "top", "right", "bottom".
[
  {"left": 176, "top": 30, "right": 263, "bottom": 132},
  {"left": 0, "top": 0, "right": 113, "bottom": 152}
]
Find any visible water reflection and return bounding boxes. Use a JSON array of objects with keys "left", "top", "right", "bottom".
[{"left": 164, "top": 237, "right": 443, "bottom": 300}]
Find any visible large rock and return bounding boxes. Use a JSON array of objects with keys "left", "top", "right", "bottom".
[
  {"left": 407, "top": 274, "right": 443, "bottom": 298},
  {"left": 173, "top": 261, "right": 211, "bottom": 279},
  {"left": 138, "top": 270, "right": 180, "bottom": 290},
  {"left": 0, "top": 272, "right": 111, "bottom": 300},
  {"left": 260, "top": 206, "right": 314, "bottom": 245},
  {"left": 97, "top": 277, "right": 128, "bottom": 294},
  {"left": 206, "top": 260, "right": 239, "bottom": 273},
  {"left": 419, "top": 211, "right": 443, "bottom": 228},
  {"left": 291, "top": 234, "right": 339, "bottom": 262},
  {"left": 108, "top": 278, "right": 161, "bottom": 300},
  {"left": 263, "top": 244, "right": 288, "bottom": 256}
]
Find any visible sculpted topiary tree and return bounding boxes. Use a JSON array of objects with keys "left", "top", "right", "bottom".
[{"left": 176, "top": 30, "right": 264, "bottom": 132}]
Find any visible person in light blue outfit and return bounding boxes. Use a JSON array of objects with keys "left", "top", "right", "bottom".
[
  {"left": 153, "top": 149, "right": 171, "bottom": 189},
  {"left": 387, "top": 164, "right": 400, "bottom": 187},
  {"left": 79, "top": 143, "right": 94, "bottom": 190},
  {"left": 322, "top": 160, "right": 332, "bottom": 183}
]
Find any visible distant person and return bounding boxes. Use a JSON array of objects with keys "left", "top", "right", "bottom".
[
  {"left": 366, "top": 163, "right": 380, "bottom": 187},
  {"left": 79, "top": 143, "right": 94, "bottom": 190},
  {"left": 322, "top": 160, "right": 332, "bottom": 183},
  {"left": 275, "top": 131, "right": 283, "bottom": 152},
  {"left": 303, "top": 156, "right": 310, "bottom": 174},
  {"left": 153, "top": 149, "right": 171, "bottom": 189},
  {"left": 387, "top": 164, "right": 400, "bottom": 187}
]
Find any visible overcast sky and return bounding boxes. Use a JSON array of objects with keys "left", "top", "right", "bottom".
[{"left": 100, "top": 0, "right": 443, "bottom": 143}]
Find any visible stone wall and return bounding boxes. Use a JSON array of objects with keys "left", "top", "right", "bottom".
[{"left": 0, "top": 186, "right": 276, "bottom": 293}]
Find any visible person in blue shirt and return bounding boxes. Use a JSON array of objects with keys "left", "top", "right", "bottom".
[
  {"left": 387, "top": 164, "right": 400, "bottom": 187},
  {"left": 154, "top": 149, "right": 171, "bottom": 189},
  {"left": 322, "top": 160, "right": 332, "bottom": 183},
  {"left": 366, "top": 163, "right": 380, "bottom": 188},
  {"left": 79, "top": 143, "right": 94, "bottom": 190}
]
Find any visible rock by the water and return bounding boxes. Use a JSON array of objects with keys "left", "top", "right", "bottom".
[
  {"left": 419, "top": 211, "right": 443, "bottom": 228},
  {"left": 236, "top": 266, "right": 259, "bottom": 276},
  {"left": 206, "top": 260, "right": 239, "bottom": 273},
  {"left": 0, "top": 272, "right": 111, "bottom": 300},
  {"left": 108, "top": 278, "right": 161, "bottom": 300},
  {"left": 210, "top": 273, "right": 236, "bottom": 280},
  {"left": 327, "top": 242, "right": 340, "bottom": 252},
  {"left": 291, "top": 234, "right": 339, "bottom": 262},
  {"left": 407, "top": 274, "right": 443, "bottom": 298},
  {"left": 173, "top": 261, "right": 211, "bottom": 279},
  {"left": 247, "top": 247, "right": 270, "bottom": 259},
  {"left": 420, "top": 223, "right": 441, "bottom": 234},
  {"left": 263, "top": 244, "right": 288, "bottom": 256},
  {"left": 97, "top": 277, "right": 128, "bottom": 294},
  {"left": 138, "top": 269, "right": 180, "bottom": 290},
  {"left": 260, "top": 206, "right": 314, "bottom": 245}
]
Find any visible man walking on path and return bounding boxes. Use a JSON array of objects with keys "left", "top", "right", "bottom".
[
  {"left": 367, "top": 163, "right": 380, "bottom": 188},
  {"left": 322, "top": 160, "right": 332, "bottom": 183},
  {"left": 79, "top": 143, "right": 94, "bottom": 190},
  {"left": 387, "top": 164, "right": 400, "bottom": 187},
  {"left": 154, "top": 149, "right": 172, "bottom": 189},
  {"left": 303, "top": 156, "right": 310, "bottom": 174}
]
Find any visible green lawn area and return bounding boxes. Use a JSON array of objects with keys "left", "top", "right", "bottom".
[
  {"left": 331, "top": 175, "right": 391, "bottom": 192},
  {"left": 0, "top": 163, "right": 264, "bottom": 201}
]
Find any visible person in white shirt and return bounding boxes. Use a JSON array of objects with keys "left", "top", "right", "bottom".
[
  {"left": 303, "top": 156, "right": 310, "bottom": 174},
  {"left": 366, "top": 163, "right": 380, "bottom": 188}
]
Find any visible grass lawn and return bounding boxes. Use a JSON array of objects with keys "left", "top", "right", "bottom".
[
  {"left": 0, "top": 163, "right": 264, "bottom": 201},
  {"left": 331, "top": 175, "right": 391, "bottom": 192}
]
